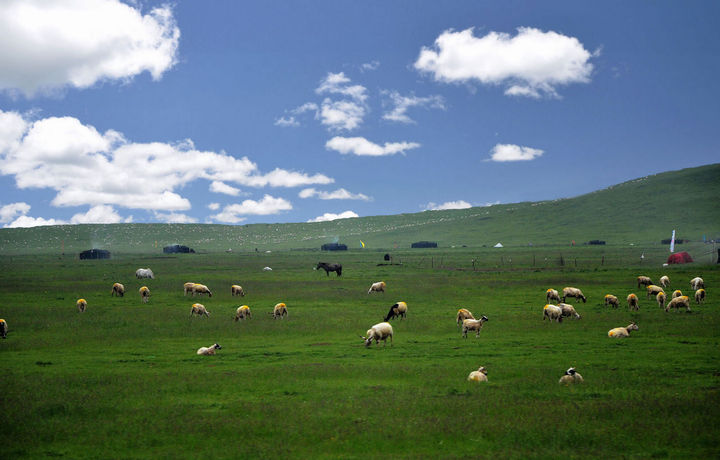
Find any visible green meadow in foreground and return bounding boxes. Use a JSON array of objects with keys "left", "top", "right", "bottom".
[{"left": 1, "top": 244, "right": 718, "bottom": 458}]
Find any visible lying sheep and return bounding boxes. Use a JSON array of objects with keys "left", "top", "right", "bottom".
[
  {"left": 543, "top": 304, "right": 563, "bottom": 323},
  {"left": 657, "top": 291, "right": 667, "bottom": 310},
  {"left": 456, "top": 308, "right": 475, "bottom": 327},
  {"left": 562, "top": 287, "right": 586, "bottom": 303},
  {"left": 139, "top": 286, "right": 150, "bottom": 303},
  {"left": 546, "top": 289, "right": 561, "bottom": 303},
  {"left": 462, "top": 315, "right": 489, "bottom": 338},
  {"left": 383, "top": 302, "right": 407, "bottom": 322},
  {"left": 695, "top": 289, "right": 706, "bottom": 305},
  {"left": 558, "top": 367, "right": 583, "bottom": 385},
  {"left": 671, "top": 290, "right": 683, "bottom": 299},
  {"left": 135, "top": 268, "right": 154, "bottom": 279},
  {"left": 190, "top": 303, "right": 210, "bottom": 318},
  {"left": 191, "top": 284, "right": 213, "bottom": 297},
  {"left": 690, "top": 277, "right": 704, "bottom": 290},
  {"left": 646, "top": 285, "right": 664, "bottom": 299},
  {"left": 0, "top": 319, "right": 7, "bottom": 339},
  {"left": 197, "top": 343, "right": 221, "bottom": 356},
  {"left": 559, "top": 303, "right": 581, "bottom": 319},
  {"left": 627, "top": 293, "right": 639, "bottom": 311},
  {"left": 183, "top": 282, "right": 195, "bottom": 296},
  {"left": 608, "top": 322, "right": 639, "bottom": 338},
  {"left": 368, "top": 281, "right": 386, "bottom": 294},
  {"left": 272, "top": 303, "right": 288, "bottom": 319},
  {"left": 77, "top": 298, "right": 87, "bottom": 313},
  {"left": 604, "top": 294, "right": 619, "bottom": 308},
  {"left": 362, "top": 322, "right": 393, "bottom": 347},
  {"left": 111, "top": 283, "right": 124, "bottom": 297},
  {"left": 231, "top": 285, "right": 245, "bottom": 297},
  {"left": 659, "top": 275, "right": 670, "bottom": 288},
  {"left": 665, "top": 295, "right": 691, "bottom": 313},
  {"left": 467, "top": 366, "right": 488, "bottom": 382},
  {"left": 637, "top": 276, "right": 653, "bottom": 288},
  {"left": 235, "top": 305, "right": 252, "bottom": 321}
]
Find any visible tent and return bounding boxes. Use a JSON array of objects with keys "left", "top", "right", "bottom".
[
  {"left": 667, "top": 252, "right": 693, "bottom": 264},
  {"left": 494, "top": 243, "right": 504, "bottom": 248}
]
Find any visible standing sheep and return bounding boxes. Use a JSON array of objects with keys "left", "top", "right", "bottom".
[
  {"left": 671, "top": 290, "right": 683, "bottom": 299},
  {"left": 659, "top": 275, "right": 670, "bottom": 288},
  {"left": 135, "top": 268, "right": 154, "bottom": 279},
  {"left": 196, "top": 343, "right": 222, "bottom": 355},
  {"left": 77, "top": 298, "right": 87, "bottom": 313},
  {"left": 191, "top": 284, "right": 213, "bottom": 297},
  {"left": 665, "top": 296, "right": 691, "bottom": 313},
  {"left": 543, "top": 304, "right": 563, "bottom": 323},
  {"left": 694, "top": 289, "right": 706, "bottom": 305},
  {"left": 383, "top": 302, "right": 407, "bottom": 322},
  {"left": 272, "top": 303, "right": 288, "bottom": 319},
  {"left": 139, "top": 286, "right": 150, "bottom": 303},
  {"left": 608, "top": 322, "right": 639, "bottom": 338},
  {"left": 604, "top": 294, "right": 619, "bottom": 308},
  {"left": 559, "top": 303, "right": 581, "bottom": 319},
  {"left": 562, "top": 287, "right": 586, "bottom": 303},
  {"left": 637, "top": 276, "right": 653, "bottom": 288},
  {"left": 462, "top": 315, "right": 489, "bottom": 338},
  {"left": 690, "top": 277, "right": 704, "bottom": 290},
  {"left": 627, "top": 293, "right": 639, "bottom": 311},
  {"left": 656, "top": 291, "right": 667, "bottom": 310},
  {"left": 368, "top": 281, "right": 386, "bottom": 294},
  {"left": 235, "top": 305, "right": 252, "bottom": 321},
  {"left": 456, "top": 308, "right": 475, "bottom": 327},
  {"left": 646, "top": 285, "right": 664, "bottom": 299},
  {"left": 468, "top": 366, "right": 488, "bottom": 382},
  {"left": 558, "top": 367, "right": 583, "bottom": 385},
  {"left": 0, "top": 319, "right": 7, "bottom": 339},
  {"left": 546, "top": 289, "right": 561, "bottom": 303},
  {"left": 111, "top": 283, "right": 124, "bottom": 297},
  {"left": 231, "top": 285, "right": 245, "bottom": 297},
  {"left": 362, "top": 322, "right": 394, "bottom": 347},
  {"left": 183, "top": 282, "right": 195, "bottom": 296},
  {"left": 190, "top": 303, "right": 210, "bottom": 318}
]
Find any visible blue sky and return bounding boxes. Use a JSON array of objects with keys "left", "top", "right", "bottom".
[{"left": 0, "top": 0, "right": 718, "bottom": 227}]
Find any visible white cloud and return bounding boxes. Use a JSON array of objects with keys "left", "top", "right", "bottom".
[
  {"left": 70, "top": 205, "right": 131, "bottom": 224},
  {"left": 0, "top": 202, "right": 30, "bottom": 223},
  {"left": 0, "top": 0, "right": 180, "bottom": 97},
  {"left": 153, "top": 211, "right": 198, "bottom": 224},
  {"left": 316, "top": 72, "right": 367, "bottom": 102},
  {"left": 207, "top": 202, "right": 220, "bottom": 211},
  {"left": 415, "top": 27, "right": 594, "bottom": 98},
  {"left": 489, "top": 144, "right": 544, "bottom": 162},
  {"left": 274, "top": 116, "right": 300, "bottom": 127},
  {"left": 299, "top": 188, "right": 371, "bottom": 201},
  {"left": 360, "top": 61, "right": 380, "bottom": 72},
  {"left": 325, "top": 136, "right": 420, "bottom": 157},
  {"left": 319, "top": 98, "right": 366, "bottom": 131},
  {"left": 210, "top": 180, "right": 241, "bottom": 196},
  {"left": 382, "top": 91, "right": 445, "bottom": 123},
  {"left": 308, "top": 211, "right": 359, "bottom": 223},
  {"left": 211, "top": 195, "right": 292, "bottom": 223},
  {"left": 425, "top": 200, "right": 472, "bottom": 211},
  {"left": 5, "top": 215, "right": 66, "bottom": 228},
  {"left": 292, "top": 103, "right": 319, "bottom": 115}
]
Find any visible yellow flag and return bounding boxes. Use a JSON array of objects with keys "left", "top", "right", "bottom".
[{"left": 360, "top": 240, "right": 365, "bottom": 248}]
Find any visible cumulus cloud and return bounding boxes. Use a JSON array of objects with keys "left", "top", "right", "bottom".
[
  {"left": 308, "top": 211, "right": 359, "bottom": 223},
  {"left": 316, "top": 72, "right": 367, "bottom": 102},
  {"left": 153, "top": 211, "right": 198, "bottom": 224},
  {"left": 382, "top": 91, "right": 445, "bottom": 123},
  {"left": 0, "top": 0, "right": 180, "bottom": 97},
  {"left": 0, "top": 202, "right": 30, "bottom": 223},
  {"left": 299, "top": 188, "right": 371, "bottom": 201},
  {"left": 325, "top": 136, "right": 420, "bottom": 157},
  {"left": 70, "top": 205, "right": 131, "bottom": 224},
  {"left": 415, "top": 27, "right": 595, "bottom": 98},
  {"left": 274, "top": 116, "right": 300, "bottom": 127},
  {"left": 425, "top": 200, "right": 473, "bottom": 211},
  {"left": 489, "top": 144, "right": 544, "bottom": 162},
  {"left": 319, "top": 98, "right": 366, "bottom": 131},
  {"left": 207, "top": 202, "right": 220, "bottom": 211},
  {"left": 360, "top": 61, "right": 380, "bottom": 72},
  {"left": 5, "top": 215, "right": 66, "bottom": 228},
  {"left": 210, "top": 180, "right": 241, "bottom": 196},
  {"left": 211, "top": 195, "right": 292, "bottom": 224}
]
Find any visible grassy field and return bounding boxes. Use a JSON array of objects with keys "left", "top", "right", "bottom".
[{"left": 1, "top": 244, "right": 718, "bottom": 458}]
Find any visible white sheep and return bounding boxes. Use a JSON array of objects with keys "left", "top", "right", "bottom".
[
  {"left": 272, "top": 303, "right": 288, "bottom": 319},
  {"left": 111, "top": 283, "right": 125, "bottom": 297},
  {"left": 558, "top": 367, "right": 583, "bottom": 385},
  {"left": 467, "top": 366, "right": 488, "bottom": 382},
  {"left": 362, "top": 322, "right": 393, "bottom": 347},
  {"left": 608, "top": 322, "right": 638, "bottom": 338},
  {"left": 659, "top": 275, "right": 670, "bottom": 288},
  {"left": 77, "top": 298, "right": 87, "bottom": 313},
  {"left": 183, "top": 282, "right": 195, "bottom": 296},
  {"left": 456, "top": 308, "right": 475, "bottom": 327},
  {"left": 191, "top": 284, "right": 213, "bottom": 297},
  {"left": 0, "top": 319, "right": 7, "bottom": 339},
  {"left": 627, "top": 293, "right": 639, "bottom": 311},
  {"left": 604, "top": 294, "right": 619, "bottom": 308},
  {"left": 559, "top": 303, "right": 581, "bottom": 319},
  {"left": 646, "top": 284, "right": 664, "bottom": 299},
  {"left": 671, "top": 289, "right": 683, "bottom": 299},
  {"left": 657, "top": 291, "right": 667, "bottom": 310},
  {"left": 190, "top": 303, "right": 210, "bottom": 318},
  {"left": 546, "top": 289, "right": 561, "bottom": 303},
  {"left": 690, "top": 277, "right": 704, "bottom": 290},
  {"left": 368, "top": 281, "right": 386, "bottom": 294},
  {"left": 196, "top": 343, "right": 222, "bottom": 355},
  {"left": 665, "top": 295, "right": 691, "bottom": 313},
  {"left": 543, "top": 304, "right": 563, "bottom": 323},
  {"left": 695, "top": 289, "right": 706, "bottom": 305},
  {"left": 562, "top": 287, "right": 586, "bottom": 303},
  {"left": 231, "top": 285, "right": 245, "bottom": 297},
  {"left": 135, "top": 268, "right": 154, "bottom": 279},
  {"left": 383, "top": 302, "right": 407, "bottom": 321},
  {"left": 139, "top": 286, "right": 150, "bottom": 303},
  {"left": 235, "top": 305, "right": 252, "bottom": 321},
  {"left": 637, "top": 276, "right": 653, "bottom": 288},
  {"left": 462, "top": 315, "right": 489, "bottom": 338}
]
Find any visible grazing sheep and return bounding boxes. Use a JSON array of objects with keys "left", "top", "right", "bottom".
[
  {"left": 111, "top": 283, "right": 125, "bottom": 297},
  {"left": 368, "top": 281, "right": 386, "bottom": 294},
  {"left": 690, "top": 277, "right": 705, "bottom": 290},
  {"left": 604, "top": 294, "right": 619, "bottom": 308},
  {"left": 562, "top": 287, "right": 586, "bottom": 303},
  {"left": 659, "top": 275, "right": 670, "bottom": 288},
  {"left": 608, "top": 322, "right": 639, "bottom": 338},
  {"left": 77, "top": 298, "right": 87, "bottom": 313},
  {"left": 646, "top": 285, "right": 664, "bottom": 299},
  {"left": 0, "top": 319, "right": 7, "bottom": 339},
  {"left": 671, "top": 290, "right": 683, "bottom": 299},
  {"left": 656, "top": 291, "right": 667, "bottom": 310},
  {"left": 546, "top": 289, "right": 561, "bottom": 303},
  {"left": 183, "top": 282, "right": 195, "bottom": 296},
  {"left": 462, "top": 315, "right": 489, "bottom": 338},
  {"left": 558, "top": 367, "right": 583, "bottom": 385},
  {"left": 456, "top": 308, "right": 475, "bottom": 327},
  {"left": 362, "top": 322, "right": 394, "bottom": 347},
  {"left": 235, "top": 305, "right": 252, "bottom": 321},
  {"left": 191, "top": 284, "right": 213, "bottom": 297},
  {"left": 627, "top": 293, "right": 639, "bottom": 311},
  {"left": 559, "top": 303, "right": 581, "bottom": 319},
  {"left": 139, "top": 286, "right": 150, "bottom": 303},
  {"left": 637, "top": 276, "right": 653, "bottom": 288},
  {"left": 665, "top": 296, "right": 691, "bottom": 313},
  {"left": 272, "top": 302, "right": 288, "bottom": 319},
  {"left": 190, "top": 303, "right": 210, "bottom": 318},
  {"left": 543, "top": 304, "right": 563, "bottom": 323},
  {"left": 231, "top": 285, "right": 245, "bottom": 297},
  {"left": 383, "top": 302, "right": 407, "bottom": 322},
  {"left": 695, "top": 289, "right": 706, "bottom": 305},
  {"left": 196, "top": 343, "right": 222, "bottom": 356},
  {"left": 135, "top": 268, "right": 154, "bottom": 279},
  {"left": 468, "top": 366, "right": 488, "bottom": 382}
]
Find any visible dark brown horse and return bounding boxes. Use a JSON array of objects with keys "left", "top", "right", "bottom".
[{"left": 316, "top": 262, "right": 342, "bottom": 277}]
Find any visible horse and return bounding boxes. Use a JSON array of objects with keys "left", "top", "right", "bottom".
[{"left": 315, "top": 262, "right": 342, "bottom": 277}]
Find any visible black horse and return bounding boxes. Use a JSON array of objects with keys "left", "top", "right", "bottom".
[{"left": 316, "top": 262, "right": 342, "bottom": 277}]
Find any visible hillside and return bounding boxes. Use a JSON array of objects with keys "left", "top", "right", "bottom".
[{"left": 0, "top": 164, "right": 718, "bottom": 254}]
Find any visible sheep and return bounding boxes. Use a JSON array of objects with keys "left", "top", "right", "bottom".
[
  {"left": 562, "top": 287, "right": 586, "bottom": 303},
  {"left": 659, "top": 275, "right": 670, "bottom": 288},
  {"left": 646, "top": 285, "right": 664, "bottom": 299},
  {"left": 456, "top": 308, "right": 475, "bottom": 327},
  {"left": 627, "top": 293, "right": 639, "bottom": 311},
  {"left": 139, "top": 286, "right": 150, "bottom": 303},
  {"left": 543, "top": 304, "right": 563, "bottom": 323},
  {"left": 191, "top": 284, "right": 213, "bottom": 297},
  {"left": 665, "top": 295, "right": 691, "bottom": 313},
  {"left": 690, "top": 277, "right": 704, "bottom": 290},
  {"left": 196, "top": 343, "right": 222, "bottom": 356},
  {"left": 135, "top": 268, "right": 154, "bottom": 279},
  {"left": 467, "top": 366, "right": 488, "bottom": 382},
  {"left": 559, "top": 303, "right": 581, "bottom": 319},
  {"left": 604, "top": 294, "right": 619, "bottom": 308},
  {"left": 656, "top": 291, "right": 667, "bottom": 310},
  {"left": 190, "top": 303, "right": 210, "bottom": 318},
  {"left": 368, "top": 281, "right": 386, "bottom": 294},
  {"left": 111, "top": 283, "right": 125, "bottom": 297},
  {"left": 77, "top": 298, "right": 87, "bottom": 313},
  {"left": 637, "top": 276, "right": 653, "bottom": 288},
  {"left": 183, "top": 282, "right": 195, "bottom": 296},
  {"left": 362, "top": 322, "right": 393, "bottom": 347},
  {"left": 558, "top": 367, "right": 583, "bottom": 385},
  {"left": 546, "top": 289, "right": 561, "bottom": 303},
  {"left": 235, "top": 305, "right": 252, "bottom": 321},
  {"left": 272, "top": 302, "right": 288, "bottom": 319},
  {"left": 0, "top": 319, "right": 7, "bottom": 339},
  {"left": 608, "top": 322, "right": 639, "bottom": 338},
  {"left": 695, "top": 289, "right": 706, "bottom": 305},
  {"left": 462, "top": 315, "right": 489, "bottom": 338},
  {"left": 231, "top": 285, "right": 245, "bottom": 297},
  {"left": 671, "top": 290, "right": 683, "bottom": 299},
  {"left": 383, "top": 302, "right": 407, "bottom": 322}
]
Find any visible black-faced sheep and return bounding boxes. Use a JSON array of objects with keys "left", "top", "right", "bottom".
[
  {"left": 368, "top": 281, "right": 386, "bottom": 294},
  {"left": 197, "top": 343, "right": 221, "bottom": 355},
  {"left": 139, "top": 286, "right": 150, "bottom": 303},
  {"left": 383, "top": 302, "right": 407, "bottom": 322},
  {"left": 135, "top": 268, "right": 154, "bottom": 279},
  {"left": 665, "top": 295, "right": 691, "bottom": 312},
  {"left": 608, "top": 322, "right": 638, "bottom": 338},
  {"left": 671, "top": 290, "right": 683, "bottom": 299},
  {"left": 646, "top": 285, "right": 664, "bottom": 299},
  {"left": 456, "top": 308, "right": 475, "bottom": 327},
  {"left": 543, "top": 304, "right": 563, "bottom": 323},
  {"left": 77, "top": 298, "right": 87, "bottom": 313},
  {"left": 462, "top": 315, "right": 489, "bottom": 338},
  {"left": 637, "top": 276, "right": 653, "bottom": 288},
  {"left": 468, "top": 366, "right": 488, "bottom": 382},
  {"left": 558, "top": 367, "right": 583, "bottom": 385},
  {"left": 627, "top": 293, "right": 639, "bottom": 311},
  {"left": 190, "top": 303, "right": 210, "bottom": 318},
  {"left": 231, "top": 285, "right": 245, "bottom": 297},
  {"left": 604, "top": 294, "right": 619, "bottom": 308},
  {"left": 695, "top": 289, "right": 706, "bottom": 305},
  {"left": 191, "top": 284, "right": 213, "bottom": 297},
  {"left": 272, "top": 303, "right": 288, "bottom": 319},
  {"left": 657, "top": 292, "right": 667, "bottom": 310},
  {"left": 0, "top": 319, "right": 7, "bottom": 339},
  {"left": 111, "top": 283, "right": 124, "bottom": 297},
  {"left": 362, "top": 322, "right": 393, "bottom": 347},
  {"left": 659, "top": 275, "right": 670, "bottom": 288},
  {"left": 546, "top": 289, "right": 561, "bottom": 303},
  {"left": 183, "top": 282, "right": 195, "bottom": 296},
  {"left": 690, "top": 277, "right": 704, "bottom": 290},
  {"left": 559, "top": 303, "right": 581, "bottom": 319},
  {"left": 235, "top": 305, "right": 252, "bottom": 321},
  {"left": 562, "top": 287, "right": 586, "bottom": 303}
]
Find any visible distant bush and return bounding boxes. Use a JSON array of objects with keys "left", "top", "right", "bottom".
[
  {"left": 411, "top": 241, "right": 438, "bottom": 248},
  {"left": 587, "top": 240, "right": 606, "bottom": 245}
]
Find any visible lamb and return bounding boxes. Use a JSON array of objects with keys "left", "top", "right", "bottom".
[
  {"left": 191, "top": 284, "right": 213, "bottom": 297},
  {"left": 467, "top": 366, "right": 488, "bottom": 382},
  {"left": 190, "top": 303, "right": 210, "bottom": 318},
  {"left": 235, "top": 305, "right": 252, "bottom": 321},
  {"left": 665, "top": 295, "right": 691, "bottom": 313},
  {"left": 368, "top": 281, "right": 386, "bottom": 294},
  {"left": 627, "top": 293, "right": 639, "bottom": 311},
  {"left": 604, "top": 294, "right": 619, "bottom": 308},
  {"left": 671, "top": 290, "right": 683, "bottom": 299},
  {"left": 183, "top": 282, "right": 195, "bottom": 296},
  {"left": 646, "top": 285, "right": 664, "bottom": 299},
  {"left": 637, "top": 276, "right": 653, "bottom": 288},
  {"left": 659, "top": 275, "right": 670, "bottom": 288},
  {"left": 543, "top": 304, "right": 563, "bottom": 323},
  {"left": 608, "top": 322, "right": 639, "bottom": 338},
  {"left": 383, "top": 302, "right": 407, "bottom": 322},
  {"left": 362, "top": 322, "right": 393, "bottom": 347},
  {"left": 77, "top": 298, "right": 87, "bottom": 313},
  {"left": 196, "top": 343, "right": 221, "bottom": 355},
  {"left": 139, "top": 286, "right": 150, "bottom": 303},
  {"left": 0, "top": 319, "right": 7, "bottom": 339},
  {"left": 558, "top": 367, "right": 583, "bottom": 385},
  {"left": 111, "top": 283, "right": 125, "bottom": 297},
  {"left": 272, "top": 302, "right": 288, "bottom": 319},
  {"left": 135, "top": 268, "right": 154, "bottom": 279},
  {"left": 695, "top": 289, "right": 706, "bottom": 305},
  {"left": 559, "top": 303, "right": 581, "bottom": 319},
  {"left": 562, "top": 287, "right": 586, "bottom": 303},
  {"left": 462, "top": 315, "right": 489, "bottom": 337},
  {"left": 546, "top": 289, "right": 561, "bottom": 303},
  {"left": 690, "top": 277, "right": 704, "bottom": 290},
  {"left": 456, "top": 308, "right": 475, "bottom": 327},
  {"left": 231, "top": 285, "right": 245, "bottom": 297},
  {"left": 656, "top": 291, "right": 667, "bottom": 310}
]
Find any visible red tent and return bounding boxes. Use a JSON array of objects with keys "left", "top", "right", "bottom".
[{"left": 667, "top": 252, "right": 693, "bottom": 264}]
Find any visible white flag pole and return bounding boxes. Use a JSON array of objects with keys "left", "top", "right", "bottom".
[{"left": 670, "top": 229, "right": 676, "bottom": 253}]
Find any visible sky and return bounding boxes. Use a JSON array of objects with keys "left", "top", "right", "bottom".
[{"left": 0, "top": 0, "right": 718, "bottom": 227}]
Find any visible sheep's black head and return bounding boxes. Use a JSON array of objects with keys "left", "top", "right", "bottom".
[
  {"left": 481, "top": 315, "right": 489, "bottom": 322},
  {"left": 565, "top": 367, "right": 576, "bottom": 376},
  {"left": 213, "top": 343, "right": 222, "bottom": 350}
]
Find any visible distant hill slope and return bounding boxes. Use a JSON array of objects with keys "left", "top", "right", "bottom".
[{"left": 1, "top": 164, "right": 718, "bottom": 254}]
